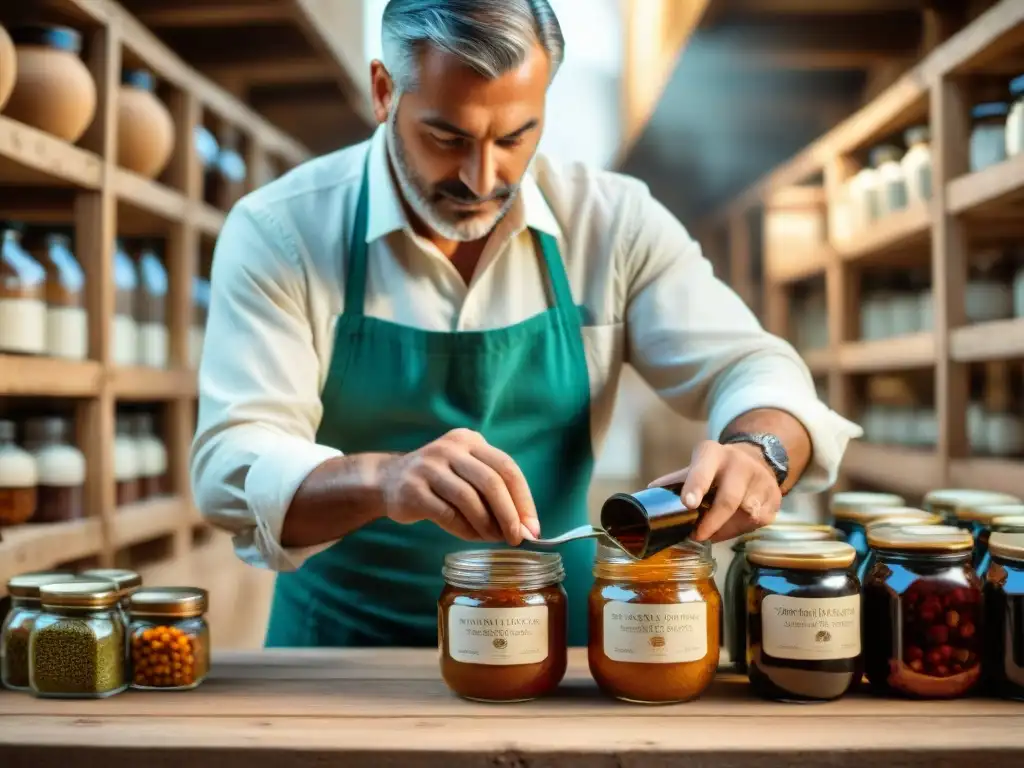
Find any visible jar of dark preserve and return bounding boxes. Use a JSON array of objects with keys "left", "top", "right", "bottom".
[
  {"left": 863, "top": 525, "right": 982, "bottom": 698},
  {"left": 746, "top": 540, "right": 861, "bottom": 702},
  {"left": 923, "top": 488, "right": 1019, "bottom": 526},
  {"left": 723, "top": 523, "right": 839, "bottom": 674},
  {"left": 438, "top": 550, "right": 566, "bottom": 702},
  {"left": 984, "top": 532, "right": 1024, "bottom": 700},
  {"left": 829, "top": 491, "right": 905, "bottom": 566},
  {"left": 857, "top": 511, "right": 942, "bottom": 583},
  {"left": 956, "top": 502, "right": 1024, "bottom": 576}
]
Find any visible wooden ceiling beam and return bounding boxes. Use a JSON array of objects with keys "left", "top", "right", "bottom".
[
  {"left": 723, "top": 0, "right": 922, "bottom": 13},
  {"left": 203, "top": 56, "right": 336, "bottom": 87},
  {"left": 725, "top": 49, "right": 916, "bottom": 70},
  {"left": 134, "top": 2, "right": 294, "bottom": 28}
]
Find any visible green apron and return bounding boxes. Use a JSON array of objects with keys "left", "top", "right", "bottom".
[{"left": 264, "top": 155, "right": 596, "bottom": 648}]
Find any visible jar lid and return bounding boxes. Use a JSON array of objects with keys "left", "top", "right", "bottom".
[
  {"left": 442, "top": 549, "right": 564, "bottom": 590},
  {"left": 989, "top": 532, "right": 1024, "bottom": 562},
  {"left": 9, "top": 24, "right": 83, "bottom": 54},
  {"left": 81, "top": 568, "right": 142, "bottom": 594},
  {"left": 6, "top": 571, "right": 79, "bottom": 599},
  {"left": 129, "top": 587, "right": 208, "bottom": 618},
  {"left": 924, "top": 488, "right": 1020, "bottom": 514},
  {"left": 866, "top": 524, "right": 973, "bottom": 553},
  {"left": 1011, "top": 74, "right": 1024, "bottom": 97},
  {"left": 0, "top": 419, "right": 14, "bottom": 441},
  {"left": 40, "top": 579, "right": 121, "bottom": 609},
  {"left": 904, "top": 124, "right": 930, "bottom": 145},
  {"left": 739, "top": 522, "right": 838, "bottom": 544},
  {"left": 870, "top": 144, "right": 903, "bottom": 166},
  {"left": 835, "top": 502, "right": 926, "bottom": 524},
  {"left": 830, "top": 491, "right": 905, "bottom": 517},
  {"left": 992, "top": 515, "right": 1024, "bottom": 531},
  {"left": 745, "top": 540, "right": 856, "bottom": 570},
  {"left": 122, "top": 68, "right": 156, "bottom": 91},
  {"left": 956, "top": 502, "right": 1024, "bottom": 523},
  {"left": 972, "top": 101, "right": 1010, "bottom": 119},
  {"left": 864, "top": 511, "right": 942, "bottom": 531}
]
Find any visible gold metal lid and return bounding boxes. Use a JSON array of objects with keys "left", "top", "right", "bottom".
[
  {"left": 989, "top": 532, "right": 1024, "bottom": 562},
  {"left": 81, "top": 568, "right": 142, "bottom": 594},
  {"left": 39, "top": 579, "right": 121, "bottom": 609},
  {"left": 739, "top": 523, "right": 838, "bottom": 544},
  {"left": 866, "top": 524, "right": 973, "bottom": 552},
  {"left": 864, "top": 510, "right": 942, "bottom": 531},
  {"left": 956, "top": 502, "right": 1024, "bottom": 523},
  {"left": 745, "top": 540, "right": 856, "bottom": 570},
  {"left": 129, "top": 587, "right": 208, "bottom": 618},
  {"left": 442, "top": 549, "right": 564, "bottom": 590},
  {"left": 923, "top": 489, "right": 1020, "bottom": 514},
  {"left": 992, "top": 515, "right": 1024, "bottom": 532},
  {"left": 829, "top": 492, "right": 905, "bottom": 517},
  {"left": 7, "top": 571, "right": 79, "bottom": 600}
]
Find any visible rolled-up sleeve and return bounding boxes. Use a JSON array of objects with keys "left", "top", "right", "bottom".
[
  {"left": 621, "top": 186, "right": 862, "bottom": 492},
  {"left": 189, "top": 202, "right": 341, "bottom": 571}
]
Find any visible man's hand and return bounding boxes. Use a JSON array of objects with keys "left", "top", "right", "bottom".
[
  {"left": 379, "top": 428, "right": 540, "bottom": 546},
  {"left": 646, "top": 440, "right": 783, "bottom": 543}
]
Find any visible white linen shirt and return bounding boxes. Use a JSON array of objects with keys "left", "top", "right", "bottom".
[{"left": 190, "top": 124, "right": 862, "bottom": 572}]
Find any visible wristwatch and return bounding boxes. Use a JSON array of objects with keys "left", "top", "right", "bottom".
[{"left": 720, "top": 432, "right": 789, "bottom": 487}]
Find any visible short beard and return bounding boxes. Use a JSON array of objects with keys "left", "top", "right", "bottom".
[{"left": 385, "top": 102, "right": 518, "bottom": 243}]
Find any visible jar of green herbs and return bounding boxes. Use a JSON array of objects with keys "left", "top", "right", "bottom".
[
  {"left": 1, "top": 571, "right": 79, "bottom": 690},
  {"left": 29, "top": 579, "right": 127, "bottom": 698}
]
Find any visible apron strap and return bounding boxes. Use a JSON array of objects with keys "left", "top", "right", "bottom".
[{"left": 345, "top": 149, "right": 576, "bottom": 317}]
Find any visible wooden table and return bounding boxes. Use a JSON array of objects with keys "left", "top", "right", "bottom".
[{"left": 1, "top": 648, "right": 1022, "bottom": 767}]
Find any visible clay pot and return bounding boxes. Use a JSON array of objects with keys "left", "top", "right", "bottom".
[
  {"left": 5, "top": 25, "right": 96, "bottom": 142},
  {"left": 118, "top": 69, "right": 175, "bottom": 178},
  {"left": 0, "top": 23, "right": 16, "bottom": 112}
]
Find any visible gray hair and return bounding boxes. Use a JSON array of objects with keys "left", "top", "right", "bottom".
[{"left": 381, "top": 0, "right": 564, "bottom": 92}]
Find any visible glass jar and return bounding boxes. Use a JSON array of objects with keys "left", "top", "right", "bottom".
[
  {"left": 828, "top": 491, "right": 907, "bottom": 565},
  {"left": 438, "top": 550, "right": 567, "bottom": 702},
  {"left": 992, "top": 515, "right": 1024, "bottom": 533},
  {"left": 902, "top": 125, "right": 932, "bottom": 205},
  {"left": 113, "top": 238, "right": 138, "bottom": 367},
  {"left": 857, "top": 511, "right": 943, "bottom": 583},
  {"left": 24, "top": 417, "right": 85, "bottom": 522},
  {"left": 128, "top": 587, "right": 210, "bottom": 690},
  {"left": 134, "top": 413, "right": 167, "bottom": 500},
  {"left": 29, "top": 579, "right": 127, "bottom": 698},
  {"left": 588, "top": 540, "right": 719, "bottom": 703},
  {"left": 724, "top": 523, "right": 839, "bottom": 675},
  {"left": 31, "top": 230, "right": 87, "bottom": 360},
  {"left": 746, "top": 540, "right": 861, "bottom": 702},
  {"left": 984, "top": 532, "right": 1024, "bottom": 699},
  {"left": 81, "top": 568, "right": 142, "bottom": 627},
  {"left": 0, "top": 224, "right": 47, "bottom": 355},
  {"left": 958, "top": 502, "right": 1024, "bottom": 577},
  {"left": 135, "top": 240, "right": 168, "bottom": 369},
  {"left": 863, "top": 525, "right": 982, "bottom": 698},
  {"left": 923, "top": 488, "right": 1020, "bottom": 525},
  {"left": 0, "top": 418, "right": 37, "bottom": 526},
  {"left": 1005, "top": 74, "right": 1024, "bottom": 159},
  {"left": 190, "top": 276, "right": 210, "bottom": 369},
  {"left": 847, "top": 163, "right": 879, "bottom": 233},
  {"left": 1, "top": 571, "right": 78, "bottom": 689},
  {"left": 871, "top": 144, "right": 907, "bottom": 217},
  {"left": 970, "top": 102, "right": 1010, "bottom": 172},
  {"left": 113, "top": 414, "right": 141, "bottom": 506}
]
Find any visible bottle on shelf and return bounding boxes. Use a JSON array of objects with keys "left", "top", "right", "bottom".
[
  {"left": 134, "top": 240, "right": 168, "bottom": 369},
  {"left": 190, "top": 276, "right": 210, "bottom": 369},
  {"left": 214, "top": 125, "right": 248, "bottom": 209},
  {"left": 117, "top": 68, "right": 175, "bottom": 180},
  {"left": 28, "top": 227, "right": 87, "bottom": 361},
  {"left": 0, "top": 223, "right": 47, "bottom": 356},
  {"left": 0, "top": 418, "right": 38, "bottom": 526},
  {"left": 134, "top": 413, "right": 168, "bottom": 501},
  {"left": 23, "top": 416, "right": 85, "bottom": 523},
  {"left": 901, "top": 125, "right": 932, "bottom": 205},
  {"left": 1005, "top": 74, "right": 1024, "bottom": 159},
  {"left": 113, "top": 238, "right": 139, "bottom": 367},
  {"left": 969, "top": 101, "right": 1010, "bottom": 173},
  {"left": 114, "top": 413, "right": 141, "bottom": 507},
  {"left": 870, "top": 144, "right": 908, "bottom": 218}
]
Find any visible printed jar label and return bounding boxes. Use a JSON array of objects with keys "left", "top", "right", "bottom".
[
  {"left": 447, "top": 605, "right": 548, "bottom": 665},
  {"left": 762, "top": 594, "right": 861, "bottom": 661},
  {"left": 602, "top": 602, "right": 707, "bottom": 664}
]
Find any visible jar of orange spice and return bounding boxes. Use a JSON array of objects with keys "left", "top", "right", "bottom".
[{"left": 127, "top": 587, "right": 209, "bottom": 691}]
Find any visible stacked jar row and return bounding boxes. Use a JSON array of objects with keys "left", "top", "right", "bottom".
[
  {"left": 0, "top": 410, "right": 168, "bottom": 527},
  {"left": 1, "top": 568, "right": 210, "bottom": 697}
]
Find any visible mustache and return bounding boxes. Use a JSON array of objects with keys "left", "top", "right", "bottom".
[{"left": 433, "top": 180, "right": 512, "bottom": 205}]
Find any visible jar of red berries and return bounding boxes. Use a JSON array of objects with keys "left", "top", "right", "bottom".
[{"left": 862, "top": 524, "right": 983, "bottom": 699}]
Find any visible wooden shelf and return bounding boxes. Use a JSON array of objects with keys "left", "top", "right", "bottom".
[
  {"left": 194, "top": 203, "right": 227, "bottom": 238},
  {"left": 766, "top": 244, "right": 831, "bottom": 285},
  {"left": 0, "top": 356, "right": 103, "bottom": 397},
  {"left": 842, "top": 442, "right": 944, "bottom": 496},
  {"left": 948, "top": 458, "right": 1024, "bottom": 498},
  {"left": 111, "top": 367, "right": 197, "bottom": 400},
  {"left": 801, "top": 348, "right": 833, "bottom": 375},
  {"left": 837, "top": 333, "right": 936, "bottom": 373},
  {"left": 834, "top": 204, "right": 932, "bottom": 264},
  {"left": 947, "top": 153, "right": 1024, "bottom": 216},
  {"left": 950, "top": 318, "right": 1024, "bottom": 362},
  {"left": 113, "top": 497, "right": 191, "bottom": 549},
  {"left": 0, "top": 115, "right": 102, "bottom": 189},
  {"left": 0, "top": 517, "right": 104, "bottom": 587}
]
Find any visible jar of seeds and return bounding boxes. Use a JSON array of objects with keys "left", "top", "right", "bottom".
[
  {"left": 29, "top": 579, "right": 127, "bottom": 698},
  {"left": 1, "top": 571, "right": 78, "bottom": 690},
  {"left": 128, "top": 587, "right": 210, "bottom": 690},
  {"left": 81, "top": 568, "right": 142, "bottom": 624}
]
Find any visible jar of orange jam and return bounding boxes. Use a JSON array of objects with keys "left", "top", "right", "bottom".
[
  {"left": 588, "top": 540, "right": 720, "bottom": 704},
  {"left": 438, "top": 550, "right": 567, "bottom": 702}
]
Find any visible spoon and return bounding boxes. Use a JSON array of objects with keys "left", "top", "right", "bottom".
[{"left": 528, "top": 524, "right": 608, "bottom": 547}]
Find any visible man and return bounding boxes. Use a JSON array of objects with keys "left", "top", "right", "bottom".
[{"left": 190, "top": 0, "right": 861, "bottom": 648}]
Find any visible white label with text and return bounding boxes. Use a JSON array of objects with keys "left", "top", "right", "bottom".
[
  {"left": 762, "top": 594, "right": 861, "bottom": 661},
  {"left": 603, "top": 602, "right": 708, "bottom": 663},
  {"left": 447, "top": 605, "right": 548, "bottom": 665}
]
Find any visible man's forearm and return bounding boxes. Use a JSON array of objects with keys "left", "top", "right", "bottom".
[
  {"left": 278, "top": 452, "right": 393, "bottom": 549},
  {"left": 721, "top": 408, "right": 812, "bottom": 494}
]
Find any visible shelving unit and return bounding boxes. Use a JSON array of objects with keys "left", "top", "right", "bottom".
[
  {"left": 697, "top": 0, "right": 1024, "bottom": 502},
  {"left": 0, "top": 0, "right": 312, "bottom": 594}
]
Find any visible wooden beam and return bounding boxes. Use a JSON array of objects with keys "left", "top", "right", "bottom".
[
  {"left": 731, "top": 49, "right": 915, "bottom": 71},
  {"left": 135, "top": 2, "right": 293, "bottom": 28},
  {"left": 203, "top": 56, "right": 335, "bottom": 86},
  {"left": 724, "top": 0, "right": 922, "bottom": 12}
]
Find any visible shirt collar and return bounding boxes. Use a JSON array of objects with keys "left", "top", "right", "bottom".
[{"left": 364, "top": 123, "right": 562, "bottom": 244}]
